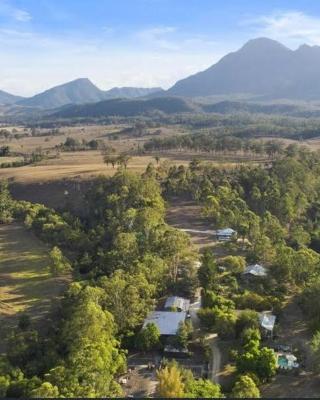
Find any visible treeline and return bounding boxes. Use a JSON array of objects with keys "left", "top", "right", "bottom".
[
  {"left": 144, "top": 133, "right": 286, "bottom": 157},
  {"left": 0, "top": 147, "right": 47, "bottom": 169},
  {"left": 57, "top": 137, "right": 106, "bottom": 152}
]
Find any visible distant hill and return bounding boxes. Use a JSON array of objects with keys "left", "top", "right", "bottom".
[
  {"left": 52, "top": 97, "right": 197, "bottom": 118},
  {"left": 0, "top": 90, "right": 23, "bottom": 105},
  {"left": 168, "top": 38, "right": 320, "bottom": 100},
  {"left": 18, "top": 78, "right": 106, "bottom": 109},
  {"left": 202, "top": 100, "right": 300, "bottom": 115},
  {"left": 16, "top": 80, "right": 164, "bottom": 109},
  {"left": 104, "top": 87, "right": 164, "bottom": 99}
]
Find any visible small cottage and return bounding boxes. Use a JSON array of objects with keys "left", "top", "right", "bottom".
[
  {"left": 216, "top": 228, "right": 237, "bottom": 241},
  {"left": 243, "top": 264, "right": 267, "bottom": 277},
  {"left": 259, "top": 312, "right": 276, "bottom": 337}
]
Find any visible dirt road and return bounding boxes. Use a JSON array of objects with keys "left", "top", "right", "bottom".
[{"left": 206, "top": 333, "right": 221, "bottom": 384}]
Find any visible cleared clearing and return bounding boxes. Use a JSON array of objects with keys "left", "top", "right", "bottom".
[{"left": 0, "top": 224, "right": 70, "bottom": 340}]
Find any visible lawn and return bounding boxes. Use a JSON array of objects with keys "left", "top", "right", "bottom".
[{"left": 0, "top": 223, "right": 70, "bottom": 343}]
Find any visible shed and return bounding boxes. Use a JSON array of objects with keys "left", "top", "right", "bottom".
[
  {"left": 259, "top": 312, "right": 276, "bottom": 332},
  {"left": 243, "top": 264, "right": 267, "bottom": 277},
  {"left": 216, "top": 228, "right": 237, "bottom": 241},
  {"left": 164, "top": 296, "right": 190, "bottom": 312}
]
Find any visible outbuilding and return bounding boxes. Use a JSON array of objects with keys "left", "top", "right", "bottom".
[
  {"left": 243, "top": 264, "right": 267, "bottom": 277},
  {"left": 259, "top": 312, "right": 276, "bottom": 337},
  {"left": 164, "top": 296, "right": 190, "bottom": 312},
  {"left": 216, "top": 228, "right": 237, "bottom": 241}
]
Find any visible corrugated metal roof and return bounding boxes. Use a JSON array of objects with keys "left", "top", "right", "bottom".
[
  {"left": 164, "top": 296, "right": 190, "bottom": 312},
  {"left": 216, "top": 228, "right": 236, "bottom": 236},
  {"left": 143, "top": 311, "right": 186, "bottom": 335},
  {"left": 244, "top": 264, "right": 267, "bottom": 277},
  {"left": 259, "top": 312, "right": 276, "bottom": 331}
]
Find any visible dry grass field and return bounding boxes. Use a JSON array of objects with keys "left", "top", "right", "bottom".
[
  {"left": 1, "top": 123, "right": 320, "bottom": 211},
  {"left": 0, "top": 224, "right": 70, "bottom": 346},
  {"left": 0, "top": 152, "right": 188, "bottom": 183}
]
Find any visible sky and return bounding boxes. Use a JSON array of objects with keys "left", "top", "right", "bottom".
[{"left": 2, "top": 0, "right": 320, "bottom": 96}]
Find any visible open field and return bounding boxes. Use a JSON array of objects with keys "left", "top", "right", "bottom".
[
  {"left": 0, "top": 151, "right": 248, "bottom": 184},
  {"left": 0, "top": 224, "right": 70, "bottom": 345},
  {"left": 0, "top": 124, "right": 188, "bottom": 153}
]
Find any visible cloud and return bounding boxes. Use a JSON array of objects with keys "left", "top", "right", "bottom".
[
  {"left": 244, "top": 11, "right": 320, "bottom": 47},
  {"left": 0, "top": 0, "right": 32, "bottom": 22},
  {"left": 0, "top": 21, "right": 228, "bottom": 96},
  {"left": 135, "top": 26, "right": 179, "bottom": 50}
]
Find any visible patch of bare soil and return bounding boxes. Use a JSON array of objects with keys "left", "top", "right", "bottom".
[
  {"left": 262, "top": 297, "right": 320, "bottom": 398},
  {"left": 166, "top": 198, "right": 217, "bottom": 250}
]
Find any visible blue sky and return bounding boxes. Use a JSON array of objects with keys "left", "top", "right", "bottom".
[{"left": 1, "top": 0, "right": 320, "bottom": 96}]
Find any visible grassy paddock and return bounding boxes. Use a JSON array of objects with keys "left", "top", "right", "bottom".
[{"left": 0, "top": 223, "right": 70, "bottom": 342}]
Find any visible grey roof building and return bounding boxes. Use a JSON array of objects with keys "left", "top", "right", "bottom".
[
  {"left": 216, "top": 228, "right": 237, "bottom": 241},
  {"left": 164, "top": 296, "right": 190, "bottom": 312},
  {"left": 243, "top": 264, "right": 267, "bottom": 277},
  {"left": 259, "top": 312, "right": 276, "bottom": 332},
  {"left": 143, "top": 311, "right": 186, "bottom": 336}
]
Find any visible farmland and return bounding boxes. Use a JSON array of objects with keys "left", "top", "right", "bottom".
[{"left": 0, "top": 223, "right": 70, "bottom": 348}]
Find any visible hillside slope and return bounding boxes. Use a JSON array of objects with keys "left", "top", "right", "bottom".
[{"left": 168, "top": 38, "right": 320, "bottom": 99}]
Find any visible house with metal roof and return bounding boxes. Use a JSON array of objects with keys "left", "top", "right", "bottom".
[
  {"left": 164, "top": 296, "right": 190, "bottom": 312},
  {"left": 243, "top": 264, "right": 267, "bottom": 277},
  {"left": 216, "top": 228, "right": 237, "bottom": 241},
  {"left": 259, "top": 312, "right": 276, "bottom": 337},
  {"left": 143, "top": 311, "right": 187, "bottom": 336}
]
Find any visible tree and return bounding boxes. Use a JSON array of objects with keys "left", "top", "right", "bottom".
[
  {"left": 236, "top": 311, "right": 259, "bottom": 337},
  {"left": 0, "top": 181, "right": 13, "bottom": 223},
  {"left": 221, "top": 255, "right": 246, "bottom": 274},
  {"left": 311, "top": 331, "right": 320, "bottom": 372},
  {"left": 185, "top": 378, "right": 222, "bottom": 398},
  {"left": 117, "top": 153, "right": 131, "bottom": 169},
  {"left": 232, "top": 374, "right": 260, "bottom": 398},
  {"left": 236, "top": 327, "right": 276, "bottom": 383},
  {"left": 156, "top": 364, "right": 185, "bottom": 398},
  {"left": 198, "top": 251, "right": 218, "bottom": 290},
  {"left": 30, "top": 382, "right": 59, "bottom": 398},
  {"left": 159, "top": 227, "right": 193, "bottom": 283},
  {"left": 255, "top": 347, "right": 277, "bottom": 381},
  {"left": 0, "top": 376, "right": 10, "bottom": 397},
  {"left": 136, "top": 323, "right": 160, "bottom": 351},
  {"left": 46, "top": 285, "right": 126, "bottom": 397},
  {"left": 99, "top": 271, "right": 155, "bottom": 334},
  {"left": 103, "top": 154, "right": 118, "bottom": 168},
  {"left": 214, "top": 309, "right": 237, "bottom": 339},
  {"left": 176, "top": 321, "right": 193, "bottom": 348},
  {"left": 49, "top": 246, "right": 71, "bottom": 276}
]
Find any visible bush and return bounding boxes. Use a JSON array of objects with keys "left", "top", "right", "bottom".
[
  {"left": 214, "top": 309, "right": 237, "bottom": 339},
  {"left": 197, "top": 308, "right": 216, "bottom": 329},
  {"left": 135, "top": 323, "right": 161, "bottom": 351},
  {"left": 221, "top": 255, "right": 246, "bottom": 273},
  {"left": 231, "top": 374, "right": 260, "bottom": 398},
  {"left": 234, "top": 291, "right": 272, "bottom": 311},
  {"left": 236, "top": 310, "right": 259, "bottom": 337}
]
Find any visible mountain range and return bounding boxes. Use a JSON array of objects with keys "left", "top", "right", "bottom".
[
  {"left": 3, "top": 37, "right": 320, "bottom": 113},
  {"left": 0, "top": 79, "right": 163, "bottom": 109},
  {"left": 0, "top": 90, "right": 24, "bottom": 105},
  {"left": 168, "top": 38, "right": 320, "bottom": 99}
]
